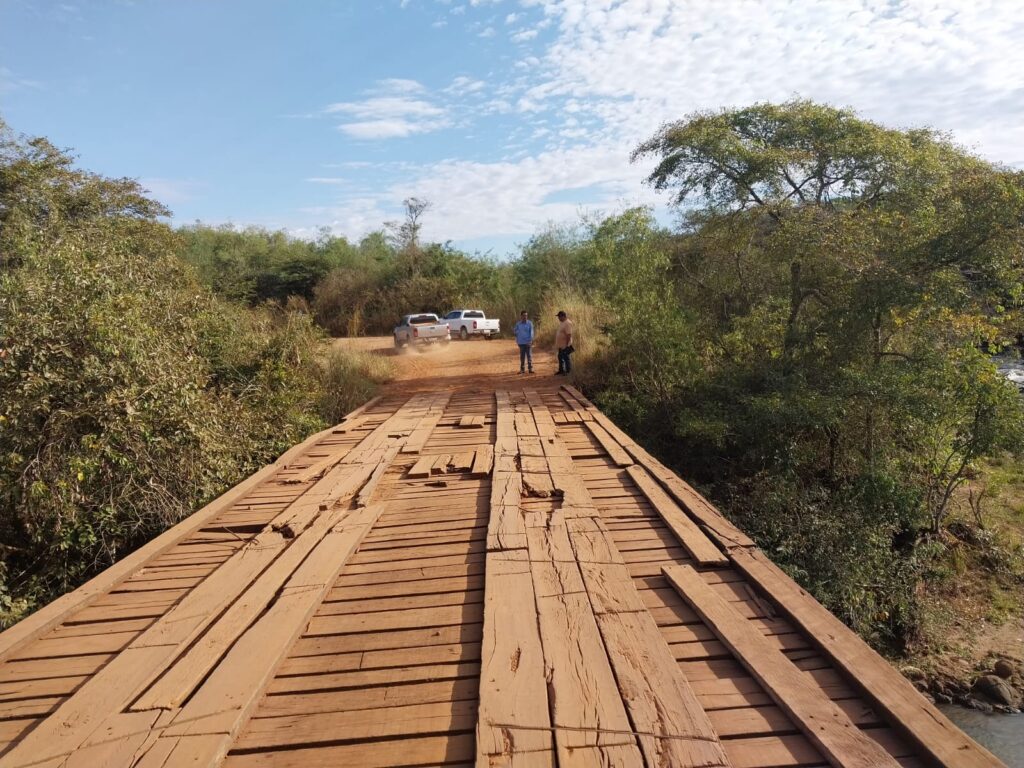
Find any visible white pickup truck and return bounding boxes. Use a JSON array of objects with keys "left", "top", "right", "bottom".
[
  {"left": 442, "top": 309, "right": 501, "bottom": 340},
  {"left": 393, "top": 313, "right": 451, "bottom": 348}
]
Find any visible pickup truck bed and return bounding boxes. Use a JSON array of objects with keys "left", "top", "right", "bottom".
[
  {"left": 394, "top": 314, "right": 451, "bottom": 348},
  {"left": 442, "top": 309, "right": 500, "bottom": 340}
]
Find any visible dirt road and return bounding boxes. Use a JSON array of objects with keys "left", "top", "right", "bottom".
[{"left": 333, "top": 336, "right": 559, "bottom": 393}]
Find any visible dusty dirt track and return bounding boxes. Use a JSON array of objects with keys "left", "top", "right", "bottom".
[{"left": 334, "top": 336, "right": 559, "bottom": 393}]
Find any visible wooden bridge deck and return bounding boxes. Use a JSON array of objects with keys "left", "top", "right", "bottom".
[{"left": 0, "top": 382, "right": 1004, "bottom": 768}]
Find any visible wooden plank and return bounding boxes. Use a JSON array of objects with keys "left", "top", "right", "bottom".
[
  {"left": 0, "top": 396, "right": 383, "bottom": 666},
  {"left": 720, "top": 733, "right": 822, "bottom": 768},
  {"left": 408, "top": 455, "right": 435, "bottom": 479},
  {"left": 452, "top": 451, "right": 476, "bottom": 472},
  {"left": 476, "top": 552, "right": 552, "bottom": 762},
  {"left": 222, "top": 734, "right": 475, "bottom": 768},
  {"left": 257, "top": 678, "right": 478, "bottom": 718},
  {"left": 522, "top": 472, "right": 555, "bottom": 497},
  {"left": 727, "top": 548, "right": 1006, "bottom": 768},
  {"left": 471, "top": 445, "right": 494, "bottom": 477},
  {"left": 665, "top": 564, "right": 902, "bottom": 768},
  {"left": 584, "top": 421, "right": 634, "bottom": 467},
  {"left": 355, "top": 447, "right": 397, "bottom": 507},
  {"left": 234, "top": 700, "right": 477, "bottom": 750},
  {"left": 561, "top": 521, "right": 731, "bottom": 767},
  {"left": 459, "top": 414, "right": 485, "bottom": 429},
  {"left": 477, "top": 390, "right": 554, "bottom": 766},
  {"left": 562, "top": 385, "right": 754, "bottom": 549},
  {"left": 525, "top": 520, "right": 641, "bottom": 762},
  {"left": 130, "top": 496, "right": 364, "bottom": 710},
  {"left": 513, "top": 412, "right": 538, "bottom": 437},
  {"left": 1, "top": 396, "right": 429, "bottom": 766},
  {"left": 626, "top": 465, "right": 728, "bottom": 566},
  {"left": 524, "top": 390, "right": 556, "bottom": 438},
  {"left": 401, "top": 394, "right": 450, "bottom": 454},
  {"left": 268, "top": 662, "right": 481, "bottom": 694},
  {"left": 131, "top": 503, "right": 388, "bottom": 766}
]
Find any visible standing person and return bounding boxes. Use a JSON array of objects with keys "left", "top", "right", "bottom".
[
  {"left": 513, "top": 310, "right": 534, "bottom": 374},
  {"left": 555, "top": 310, "right": 574, "bottom": 375}
]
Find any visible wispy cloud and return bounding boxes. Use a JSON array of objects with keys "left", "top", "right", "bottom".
[
  {"left": 445, "top": 76, "right": 486, "bottom": 95},
  {"left": 139, "top": 177, "right": 204, "bottom": 206},
  {"left": 0, "top": 66, "right": 42, "bottom": 94},
  {"left": 301, "top": 0, "right": 1024, "bottom": 244},
  {"left": 518, "top": 0, "right": 1024, "bottom": 166},
  {"left": 325, "top": 79, "right": 450, "bottom": 139}
]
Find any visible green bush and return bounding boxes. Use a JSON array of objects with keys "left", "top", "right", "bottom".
[
  {"left": 0, "top": 122, "right": 328, "bottom": 626},
  {"left": 318, "top": 345, "right": 393, "bottom": 425}
]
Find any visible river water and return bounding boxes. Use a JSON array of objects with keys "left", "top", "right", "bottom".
[
  {"left": 996, "top": 358, "right": 1024, "bottom": 393},
  {"left": 939, "top": 705, "right": 1023, "bottom": 767},
  {"left": 934, "top": 356, "right": 1024, "bottom": 766}
]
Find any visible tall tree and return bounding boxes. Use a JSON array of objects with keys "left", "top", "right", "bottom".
[{"left": 626, "top": 101, "right": 1024, "bottom": 645}]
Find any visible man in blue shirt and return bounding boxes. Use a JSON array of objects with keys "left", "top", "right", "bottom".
[{"left": 513, "top": 310, "right": 534, "bottom": 374}]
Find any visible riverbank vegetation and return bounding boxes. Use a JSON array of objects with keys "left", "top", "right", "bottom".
[
  {"left": 0, "top": 122, "right": 388, "bottom": 625},
  {"left": 2, "top": 102, "right": 1022, "bottom": 672}
]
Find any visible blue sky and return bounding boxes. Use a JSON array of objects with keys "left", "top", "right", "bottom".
[{"left": 3, "top": 1, "right": 1024, "bottom": 257}]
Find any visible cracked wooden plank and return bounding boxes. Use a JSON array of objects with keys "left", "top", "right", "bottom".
[
  {"left": 0, "top": 397, "right": 385, "bottom": 667},
  {"left": 726, "top": 548, "right": 1006, "bottom": 768},
  {"left": 562, "top": 385, "right": 753, "bottom": 549},
  {"left": 1, "top": 394, "right": 440, "bottom": 768},
  {"left": 664, "top": 563, "right": 899, "bottom": 768},
  {"left": 477, "top": 390, "right": 552, "bottom": 767},
  {"left": 527, "top": 391, "right": 730, "bottom": 768},
  {"left": 472, "top": 445, "right": 494, "bottom": 478},
  {"left": 626, "top": 464, "right": 728, "bottom": 567},
  {"left": 133, "top": 503, "right": 388, "bottom": 767}
]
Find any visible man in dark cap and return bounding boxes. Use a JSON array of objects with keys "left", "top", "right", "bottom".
[{"left": 555, "top": 310, "right": 574, "bottom": 376}]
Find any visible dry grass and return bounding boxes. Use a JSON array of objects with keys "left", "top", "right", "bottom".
[{"left": 318, "top": 347, "right": 394, "bottom": 424}]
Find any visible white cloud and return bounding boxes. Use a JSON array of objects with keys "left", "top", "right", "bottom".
[
  {"left": 337, "top": 119, "right": 444, "bottom": 139},
  {"left": 479, "top": 26, "right": 496, "bottom": 38},
  {"left": 303, "top": 0, "right": 1024, "bottom": 242},
  {"left": 0, "top": 67, "right": 41, "bottom": 94},
  {"left": 325, "top": 79, "right": 450, "bottom": 139},
  {"left": 446, "top": 75, "right": 486, "bottom": 95},
  {"left": 326, "top": 96, "right": 444, "bottom": 120},
  {"left": 519, "top": 0, "right": 1024, "bottom": 167},
  {"left": 373, "top": 78, "right": 425, "bottom": 94},
  {"left": 511, "top": 28, "right": 538, "bottom": 42},
  {"left": 139, "top": 177, "right": 204, "bottom": 206},
  {"left": 305, "top": 143, "right": 657, "bottom": 242},
  {"left": 505, "top": 12, "right": 520, "bottom": 23}
]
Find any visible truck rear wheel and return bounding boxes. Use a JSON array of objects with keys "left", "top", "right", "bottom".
[{"left": 459, "top": 327, "right": 468, "bottom": 340}]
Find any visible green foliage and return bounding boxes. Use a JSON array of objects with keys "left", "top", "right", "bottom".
[
  {"left": 0, "top": 121, "right": 329, "bottom": 625},
  {"left": 317, "top": 345, "right": 393, "bottom": 425},
  {"left": 587, "top": 209, "right": 698, "bottom": 414},
  {"left": 594, "top": 100, "right": 1024, "bottom": 650},
  {"left": 184, "top": 210, "right": 524, "bottom": 338},
  {"left": 179, "top": 223, "right": 362, "bottom": 305},
  {"left": 5, "top": 98, "right": 1023, "bottom": 658}
]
